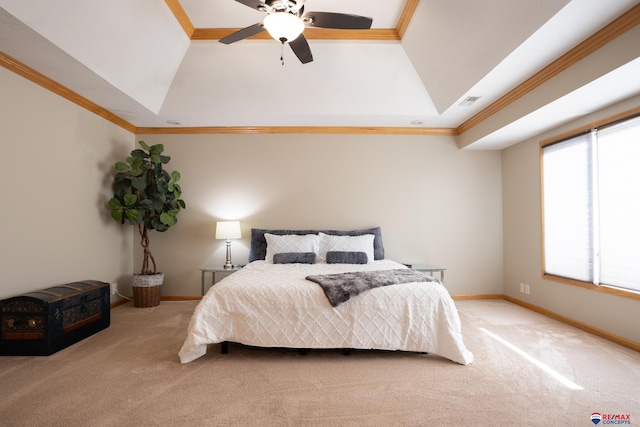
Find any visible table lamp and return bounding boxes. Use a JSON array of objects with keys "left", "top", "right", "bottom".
[{"left": 216, "top": 221, "right": 242, "bottom": 269}]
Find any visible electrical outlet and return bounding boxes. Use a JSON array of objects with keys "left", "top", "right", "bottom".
[
  {"left": 525, "top": 284, "right": 530, "bottom": 295},
  {"left": 519, "top": 283, "right": 525, "bottom": 293},
  {"left": 110, "top": 283, "right": 117, "bottom": 295}
]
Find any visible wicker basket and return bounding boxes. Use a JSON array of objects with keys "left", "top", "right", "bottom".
[{"left": 131, "top": 273, "right": 164, "bottom": 308}]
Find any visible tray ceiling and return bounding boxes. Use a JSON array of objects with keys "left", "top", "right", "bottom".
[{"left": 0, "top": 0, "right": 639, "bottom": 149}]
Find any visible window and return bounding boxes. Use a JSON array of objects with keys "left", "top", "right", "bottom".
[{"left": 541, "top": 114, "right": 640, "bottom": 293}]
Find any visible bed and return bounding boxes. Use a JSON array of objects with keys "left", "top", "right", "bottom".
[{"left": 179, "top": 227, "right": 473, "bottom": 365}]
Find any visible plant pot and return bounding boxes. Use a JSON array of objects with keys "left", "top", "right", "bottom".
[{"left": 131, "top": 273, "right": 164, "bottom": 308}]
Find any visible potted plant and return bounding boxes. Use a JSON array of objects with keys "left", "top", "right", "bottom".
[{"left": 108, "top": 140, "right": 185, "bottom": 307}]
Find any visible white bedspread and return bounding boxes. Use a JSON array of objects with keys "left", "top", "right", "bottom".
[{"left": 179, "top": 260, "right": 473, "bottom": 365}]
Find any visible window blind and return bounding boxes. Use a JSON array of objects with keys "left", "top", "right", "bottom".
[
  {"left": 596, "top": 116, "right": 640, "bottom": 292},
  {"left": 542, "top": 132, "right": 594, "bottom": 283}
]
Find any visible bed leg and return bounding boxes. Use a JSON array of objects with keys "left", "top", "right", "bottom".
[{"left": 221, "top": 342, "right": 228, "bottom": 354}]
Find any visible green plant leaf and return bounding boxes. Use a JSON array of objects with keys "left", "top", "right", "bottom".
[
  {"left": 151, "top": 216, "right": 168, "bottom": 232},
  {"left": 131, "top": 149, "right": 147, "bottom": 158},
  {"left": 153, "top": 199, "right": 164, "bottom": 212},
  {"left": 138, "top": 199, "right": 153, "bottom": 209},
  {"left": 130, "top": 157, "right": 143, "bottom": 168},
  {"left": 172, "top": 185, "right": 182, "bottom": 199},
  {"left": 114, "top": 162, "right": 129, "bottom": 172},
  {"left": 150, "top": 154, "right": 161, "bottom": 164},
  {"left": 114, "top": 171, "right": 130, "bottom": 181},
  {"left": 160, "top": 212, "right": 175, "bottom": 227},
  {"left": 114, "top": 178, "right": 131, "bottom": 191},
  {"left": 107, "top": 198, "right": 122, "bottom": 209},
  {"left": 123, "top": 192, "right": 137, "bottom": 206},
  {"left": 138, "top": 140, "right": 150, "bottom": 151},
  {"left": 149, "top": 144, "right": 164, "bottom": 155},
  {"left": 111, "top": 209, "right": 123, "bottom": 222},
  {"left": 124, "top": 209, "right": 140, "bottom": 221},
  {"left": 132, "top": 176, "right": 146, "bottom": 190},
  {"left": 168, "top": 171, "right": 180, "bottom": 192}
]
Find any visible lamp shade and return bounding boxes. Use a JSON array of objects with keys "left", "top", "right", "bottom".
[
  {"left": 263, "top": 12, "right": 305, "bottom": 42},
  {"left": 216, "top": 221, "right": 242, "bottom": 240}
]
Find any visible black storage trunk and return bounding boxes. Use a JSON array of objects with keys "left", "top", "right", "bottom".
[{"left": 0, "top": 280, "right": 110, "bottom": 356}]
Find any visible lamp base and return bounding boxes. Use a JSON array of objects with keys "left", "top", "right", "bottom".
[{"left": 224, "top": 239, "right": 233, "bottom": 270}]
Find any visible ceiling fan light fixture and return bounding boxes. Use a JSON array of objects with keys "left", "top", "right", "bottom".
[{"left": 263, "top": 12, "right": 305, "bottom": 42}]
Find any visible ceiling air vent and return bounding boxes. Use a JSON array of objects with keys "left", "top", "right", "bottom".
[{"left": 459, "top": 96, "right": 481, "bottom": 107}]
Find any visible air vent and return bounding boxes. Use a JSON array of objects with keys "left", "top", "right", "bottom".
[{"left": 459, "top": 96, "right": 481, "bottom": 107}]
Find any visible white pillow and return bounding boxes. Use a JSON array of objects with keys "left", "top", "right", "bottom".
[
  {"left": 264, "top": 233, "right": 320, "bottom": 263},
  {"left": 318, "top": 233, "right": 375, "bottom": 263}
]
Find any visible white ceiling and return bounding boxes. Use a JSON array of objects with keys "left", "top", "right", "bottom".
[{"left": 0, "top": 0, "right": 639, "bottom": 150}]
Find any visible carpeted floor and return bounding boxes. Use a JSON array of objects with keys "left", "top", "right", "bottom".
[{"left": 1, "top": 299, "right": 638, "bottom": 426}]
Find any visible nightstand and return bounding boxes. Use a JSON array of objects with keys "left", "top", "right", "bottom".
[
  {"left": 200, "top": 266, "right": 242, "bottom": 296},
  {"left": 406, "top": 264, "right": 446, "bottom": 285}
]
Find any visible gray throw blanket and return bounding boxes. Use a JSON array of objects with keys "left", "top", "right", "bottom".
[{"left": 306, "top": 269, "right": 437, "bottom": 307}]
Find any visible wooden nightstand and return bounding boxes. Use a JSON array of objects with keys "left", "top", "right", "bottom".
[{"left": 199, "top": 266, "right": 243, "bottom": 296}]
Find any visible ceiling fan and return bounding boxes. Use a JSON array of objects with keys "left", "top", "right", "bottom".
[{"left": 219, "top": 0, "right": 373, "bottom": 64}]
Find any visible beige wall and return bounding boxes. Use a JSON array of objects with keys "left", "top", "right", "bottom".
[
  {"left": 502, "top": 94, "right": 640, "bottom": 344},
  {"left": 0, "top": 67, "right": 135, "bottom": 303},
  {"left": 135, "top": 133, "right": 504, "bottom": 297}
]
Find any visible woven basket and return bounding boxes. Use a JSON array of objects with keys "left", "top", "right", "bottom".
[{"left": 131, "top": 273, "right": 164, "bottom": 308}]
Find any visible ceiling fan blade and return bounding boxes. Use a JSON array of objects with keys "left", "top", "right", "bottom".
[
  {"left": 289, "top": 34, "right": 313, "bottom": 64},
  {"left": 303, "top": 12, "right": 373, "bottom": 30},
  {"left": 233, "top": 0, "right": 266, "bottom": 12},
  {"left": 219, "top": 22, "right": 265, "bottom": 44}
]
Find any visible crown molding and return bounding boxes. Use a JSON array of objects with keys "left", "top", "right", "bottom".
[
  {"left": 0, "top": 50, "right": 137, "bottom": 133},
  {"left": 192, "top": 28, "right": 400, "bottom": 41},
  {"left": 135, "top": 126, "right": 457, "bottom": 136}
]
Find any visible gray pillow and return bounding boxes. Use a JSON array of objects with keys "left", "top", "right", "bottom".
[
  {"left": 273, "top": 252, "right": 317, "bottom": 264},
  {"left": 326, "top": 251, "right": 368, "bottom": 264}
]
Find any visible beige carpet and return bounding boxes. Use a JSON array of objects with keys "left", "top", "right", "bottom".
[{"left": 1, "top": 299, "right": 638, "bottom": 426}]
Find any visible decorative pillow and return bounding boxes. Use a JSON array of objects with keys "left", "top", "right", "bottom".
[
  {"left": 264, "top": 233, "right": 319, "bottom": 263},
  {"left": 326, "top": 251, "right": 368, "bottom": 264},
  {"left": 249, "top": 227, "right": 384, "bottom": 262},
  {"left": 324, "top": 227, "right": 384, "bottom": 261},
  {"left": 273, "top": 252, "right": 317, "bottom": 264},
  {"left": 318, "top": 233, "right": 375, "bottom": 263}
]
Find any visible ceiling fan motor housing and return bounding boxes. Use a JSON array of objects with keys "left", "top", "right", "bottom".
[{"left": 260, "top": 0, "right": 305, "bottom": 15}]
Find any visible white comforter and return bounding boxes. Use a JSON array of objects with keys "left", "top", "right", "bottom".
[{"left": 179, "top": 260, "right": 473, "bottom": 365}]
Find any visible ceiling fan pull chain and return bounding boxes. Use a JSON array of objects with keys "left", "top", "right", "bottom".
[{"left": 280, "top": 39, "right": 285, "bottom": 65}]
